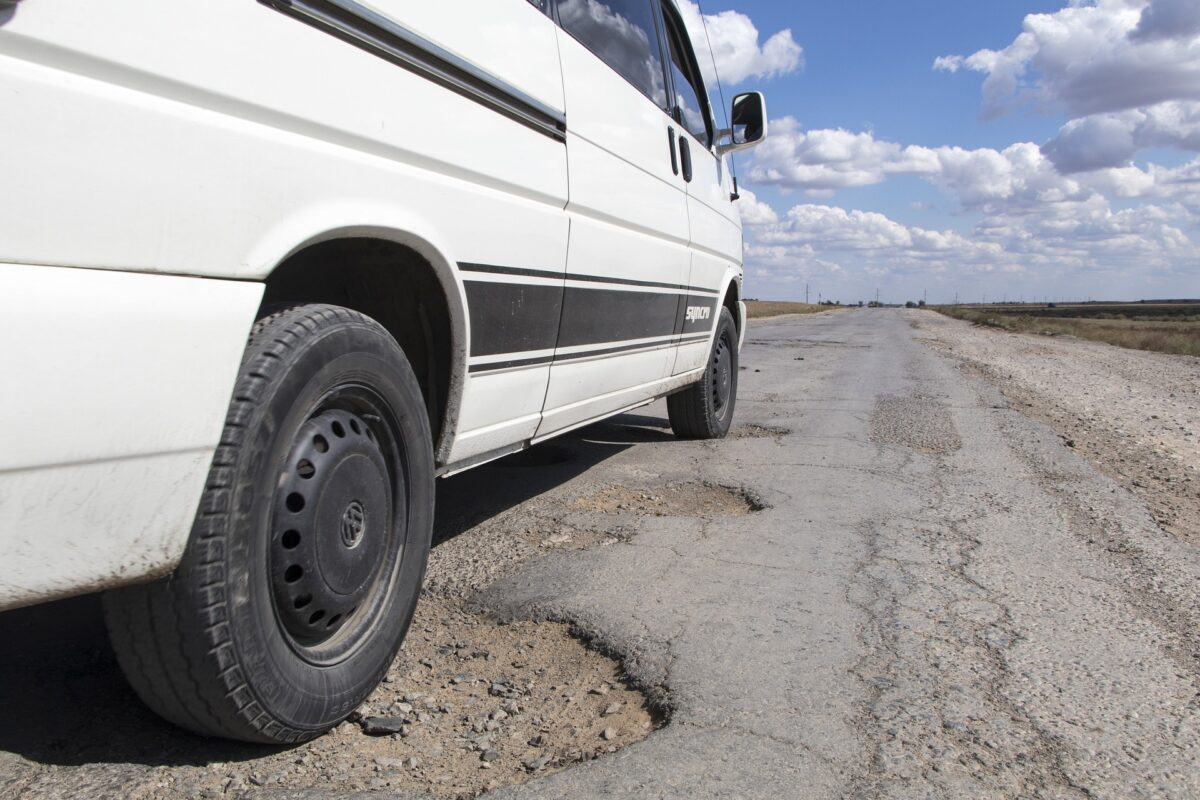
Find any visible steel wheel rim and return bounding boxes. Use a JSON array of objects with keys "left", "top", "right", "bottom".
[
  {"left": 268, "top": 383, "right": 409, "bottom": 665},
  {"left": 711, "top": 328, "right": 733, "bottom": 420}
]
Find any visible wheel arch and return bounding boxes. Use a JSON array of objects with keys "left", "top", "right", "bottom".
[
  {"left": 719, "top": 269, "right": 745, "bottom": 348},
  {"left": 257, "top": 226, "right": 467, "bottom": 466}
]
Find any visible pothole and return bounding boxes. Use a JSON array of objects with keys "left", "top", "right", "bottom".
[
  {"left": 731, "top": 423, "right": 791, "bottom": 439},
  {"left": 133, "top": 597, "right": 660, "bottom": 799},
  {"left": 570, "top": 482, "right": 766, "bottom": 516}
]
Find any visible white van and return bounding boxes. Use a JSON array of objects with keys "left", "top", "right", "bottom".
[{"left": 0, "top": 0, "right": 766, "bottom": 742}]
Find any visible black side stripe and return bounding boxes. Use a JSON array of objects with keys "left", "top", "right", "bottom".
[
  {"left": 259, "top": 0, "right": 567, "bottom": 142},
  {"left": 465, "top": 281, "right": 718, "bottom": 357},
  {"left": 459, "top": 262, "right": 721, "bottom": 296},
  {"left": 470, "top": 333, "right": 711, "bottom": 374}
]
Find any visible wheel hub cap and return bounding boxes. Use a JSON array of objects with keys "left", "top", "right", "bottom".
[
  {"left": 713, "top": 337, "right": 732, "bottom": 412},
  {"left": 271, "top": 409, "right": 391, "bottom": 646}
]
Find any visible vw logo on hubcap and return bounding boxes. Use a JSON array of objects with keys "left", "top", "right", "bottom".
[{"left": 340, "top": 500, "right": 366, "bottom": 548}]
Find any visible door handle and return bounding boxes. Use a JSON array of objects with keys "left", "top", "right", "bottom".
[
  {"left": 667, "top": 127, "right": 679, "bottom": 176},
  {"left": 679, "top": 136, "right": 693, "bottom": 183}
]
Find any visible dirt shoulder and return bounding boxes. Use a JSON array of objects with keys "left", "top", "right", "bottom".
[{"left": 910, "top": 309, "right": 1200, "bottom": 544}]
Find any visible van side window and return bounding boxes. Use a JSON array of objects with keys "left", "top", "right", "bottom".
[
  {"left": 661, "top": 3, "right": 712, "bottom": 146},
  {"left": 557, "top": 0, "right": 668, "bottom": 109}
]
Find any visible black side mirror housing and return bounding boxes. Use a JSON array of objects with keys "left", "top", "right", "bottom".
[{"left": 718, "top": 92, "right": 768, "bottom": 155}]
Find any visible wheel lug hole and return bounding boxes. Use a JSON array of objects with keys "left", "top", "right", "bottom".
[
  {"left": 284, "top": 564, "right": 303, "bottom": 583},
  {"left": 308, "top": 610, "right": 325, "bottom": 625},
  {"left": 281, "top": 530, "right": 301, "bottom": 549},
  {"left": 297, "top": 459, "right": 315, "bottom": 479},
  {"left": 349, "top": 419, "right": 361, "bottom": 435},
  {"left": 312, "top": 434, "right": 329, "bottom": 453},
  {"left": 293, "top": 593, "right": 312, "bottom": 609},
  {"left": 331, "top": 420, "right": 346, "bottom": 438},
  {"left": 286, "top": 492, "right": 305, "bottom": 513}
]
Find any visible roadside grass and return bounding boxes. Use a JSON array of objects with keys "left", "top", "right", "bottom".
[
  {"left": 745, "top": 300, "right": 830, "bottom": 318},
  {"left": 934, "top": 306, "right": 1200, "bottom": 357}
]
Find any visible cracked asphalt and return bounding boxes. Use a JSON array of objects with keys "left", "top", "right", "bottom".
[
  {"left": 4, "top": 308, "right": 1198, "bottom": 800},
  {"left": 480, "top": 308, "right": 1200, "bottom": 799}
]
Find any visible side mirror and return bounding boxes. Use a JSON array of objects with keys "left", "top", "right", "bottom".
[{"left": 717, "top": 92, "right": 767, "bottom": 155}]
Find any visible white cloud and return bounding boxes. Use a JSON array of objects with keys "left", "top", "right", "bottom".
[
  {"left": 744, "top": 117, "right": 938, "bottom": 192},
  {"left": 736, "top": 187, "right": 779, "bottom": 225},
  {"left": 740, "top": 193, "right": 1196, "bottom": 296},
  {"left": 1130, "top": 0, "right": 1200, "bottom": 42},
  {"left": 1041, "top": 101, "right": 1200, "bottom": 172},
  {"left": 678, "top": 1, "right": 803, "bottom": 86},
  {"left": 936, "top": 0, "right": 1200, "bottom": 119}
]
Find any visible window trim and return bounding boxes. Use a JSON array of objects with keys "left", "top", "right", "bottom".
[{"left": 657, "top": 0, "right": 715, "bottom": 149}]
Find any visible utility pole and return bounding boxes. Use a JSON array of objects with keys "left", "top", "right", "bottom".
[
  {"left": 954, "top": 292, "right": 958, "bottom": 306},
  {"left": 805, "top": 283, "right": 809, "bottom": 304},
  {"left": 923, "top": 288, "right": 927, "bottom": 305},
  {"left": 875, "top": 288, "right": 880, "bottom": 306}
]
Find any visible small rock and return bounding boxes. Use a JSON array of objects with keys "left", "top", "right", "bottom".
[
  {"left": 602, "top": 703, "right": 622, "bottom": 716},
  {"left": 480, "top": 749, "right": 501, "bottom": 763},
  {"left": 523, "top": 752, "right": 553, "bottom": 773},
  {"left": 528, "top": 734, "right": 545, "bottom": 747},
  {"left": 602, "top": 727, "right": 617, "bottom": 741},
  {"left": 588, "top": 685, "right": 611, "bottom": 696},
  {"left": 361, "top": 716, "right": 406, "bottom": 735},
  {"left": 491, "top": 709, "right": 509, "bottom": 721}
]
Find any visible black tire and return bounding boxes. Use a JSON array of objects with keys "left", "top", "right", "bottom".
[
  {"left": 103, "top": 304, "right": 434, "bottom": 744},
  {"left": 668, "top": 306, "right": 739, "bottom": 439}
]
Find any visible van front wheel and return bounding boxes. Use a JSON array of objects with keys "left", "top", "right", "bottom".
[
  {"left": 103, "top": 304, "right": 433, "bottom": 744},
  {"left": 668, "top": 306, "right": 738, "bottom": 440}
]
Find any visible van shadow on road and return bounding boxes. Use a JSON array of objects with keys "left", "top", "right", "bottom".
[{"left": 0, "top": 412, "right": 667, "bottom": 770}]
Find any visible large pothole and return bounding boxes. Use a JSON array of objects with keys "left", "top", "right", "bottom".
[
  {"left": 571, "top": 481, "right": 766, "bottom": 516},
  {"left": 0, "top": 431, "right": 685, "bottom": 800}
]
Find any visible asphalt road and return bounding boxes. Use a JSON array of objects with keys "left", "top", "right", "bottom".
[
  {"left": 481, "top": 308, "right": 1200, "bottom": 799},
  {"left": 3, "top": 309, "right": 1198, "bottom": 799}
]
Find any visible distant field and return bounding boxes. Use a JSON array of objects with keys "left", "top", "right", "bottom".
[
  {"left": 934, "top": 303, "right": 1200, "bottom": 357},
  {"left": 745, "top": 300, "right": 830, "bottom": 318}
]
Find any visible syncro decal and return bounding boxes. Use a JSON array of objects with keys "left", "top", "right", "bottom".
[
  {"left": 673, "top": 294, "right": 722, "bottom": 338},
  {"left": 259, "top": 0, "right": 568, "bottom": 142},
  {"left": 459, "top": 263, "right": 719, "bottom": 374}
]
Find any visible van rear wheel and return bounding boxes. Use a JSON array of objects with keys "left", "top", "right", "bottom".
[
  {"left": 668, "top": 306, "right": 738, "bottom": 439},
  {"left": 103, "top": 304, "right": 433, "bottom": 743}
]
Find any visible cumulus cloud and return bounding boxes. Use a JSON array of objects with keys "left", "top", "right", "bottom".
[
  {"left": 1130, "top": 0, "right": 1200, "bottom": 42},
  {"left": 744, "top": 117, "right": 938, "bottom": 192},
  {"left": 1041, "top": 101, "right": 1200, "bottom": 172},
  {"left": 736, "top": 187, "right": 779, "bottom": 225},
  {"left": 737, "top": 118, "right": 1199, "bottom": 293},
  {"left": 936, "top": 0, "right": 1200, "bottom": 119},
  {"left": 678, "top": 1, "right": 803, "bottom": 86},
  {"left": 740, "top": 193, "right": 1195, "bottom": 294}
]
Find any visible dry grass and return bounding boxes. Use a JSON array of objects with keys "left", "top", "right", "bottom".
[
  {"left": 745, "top": 300, "right": 830, "bottom": 318},
  {"left": 934, "top": 307, "right": 1200, "bottom": 357}
]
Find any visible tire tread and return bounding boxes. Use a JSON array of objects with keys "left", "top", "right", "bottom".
[{"left": 104, "top": 304, "right": 400, "bottom": 743}]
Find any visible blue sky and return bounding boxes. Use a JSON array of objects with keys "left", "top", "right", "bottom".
[{"left": 685, "top": 0, "right": 1200, "bottom": 304}]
